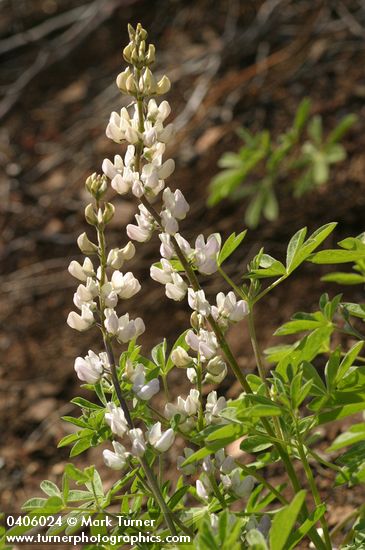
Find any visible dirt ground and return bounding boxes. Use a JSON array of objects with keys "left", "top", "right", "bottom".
[{"left": 1, "top": 0, "right": 365, "bottom": 547}]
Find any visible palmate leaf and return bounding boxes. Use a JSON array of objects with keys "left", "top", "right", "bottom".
[{"left": 250, "top": 223, "right": 336, "bottom": 281}]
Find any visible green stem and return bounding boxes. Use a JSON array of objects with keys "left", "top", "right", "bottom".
[
  {"left": 308, "top": 449, "right": 343, "bottom": 474},
  {"left": 161, "top": 374, "right": 170, "bottom": 401},
  {"left": 218, "top": 265, "right": 247, "bottom": 299},
  {"left": 296, "top": 424, "right": 332, "bottom": 549},
  {"left": 253, "top": 274, "right": 287, "bottom": 304},
  {"left": 139, "top": 455, "right": 177, "bottom": 536}
]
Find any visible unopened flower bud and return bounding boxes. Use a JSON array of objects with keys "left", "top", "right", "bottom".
[
  {"left": 136, "top": 23, "right": 147, "bottom": 41},
  {"left": 103, "top": 202, "right": 115, "bottom": 224},
  {"left": 146, "top": 44, "right": 155, "bottom": 65},
  {"left": 126, "top": 74, "right": 137, "bottom": 95},
  {"left": 131, "top": 46, "right": 139, "bottom": 65},
  {"left": 85, "top": 203, "right": 98, "bottom": 225},
  {"left": 142, "top": 67, "right": 157, "bottom": 95},
  {"left": 139, "top": 40, "right": 146, "bottom": 58},
  {"left": 107, "top": 242, "right": 135, "bottom": 269},
  {"left": 77, "top": 232, "right": 98, "bottom": 255},
  {"left": 156, "top": 75, "right": 171, "bottom": 95},
  {"left": 123, "top": 43, "right": 133, "bottom": 63},
  {"left": 171, "top": 346, "right": 193, "bottom": 367},
  {"left": 190, "top": 311, "right": 202, "bottom": 331},
  {"left": 85, "top": 173, "right": 107, "bottom": 199},
  {"left": 128, "top": 23, "right": 135, "bottom": 41},
  {"left": 121, "top": 241, "right": 135, "bottom": 260},
  {"left": 116, "top": 67, "right": 132, "bottom": 92}
]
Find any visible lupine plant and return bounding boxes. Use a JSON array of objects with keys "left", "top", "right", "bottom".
[
  {"left": 3, "top": 24, "right": 365, "bottom": 550},
  {"left": 208, "top": 99, "right": 356, "bottom": 228}
]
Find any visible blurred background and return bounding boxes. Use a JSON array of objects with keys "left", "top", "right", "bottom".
[{"left": 1, "top": 0, "right": 365, "bottom": 524}]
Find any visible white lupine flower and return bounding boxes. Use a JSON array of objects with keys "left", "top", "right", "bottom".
[
  {"left": 127, "top": 204, "right": 155, "bottom": 242},
  {"left": 148, "top": 422, "right": 175, "bottom": 452},
  {"left": 147, "top": 98, "right": 167, "bottom": 120},
  {"left": 202, "top": 456, "right": 213, "bottom": 473},
  {"left": 187, "top": 289, "right": 211, "bottom": 317},
  {"left": 205, "top": 367, "right": 227, "bottom": 385},
  {"left": 127, "top": 224, "right": 152, "bottom": 242},
  {"left": 194, "top": 234, "right": 220, "bottom": 275},
  {"left": 105, "top": 403, "right": 128, "bottom": 438},
  {"left": 158, "top": 158, "right": 175, "bottom": 180},
  {"left": 177, "top": 448, "right": 196, "bottom": 475},
  {"left": 102, "top": 155, "right": 127, "bottom": 193},
  {"left": 132, "top": 365, "right": 160, "bottom": 400},
  {"left": 103, "top": 441, "right": 129, "bottom": 470},
  {"left": 205, "top": 391, "right": 227, "bottom": 425},
  {"left": 67, "top": 304, "right": 94, "bottom": 331},
  {"left": 257, "top": 516, "right": 271, "bottom": 538},
  {"left": 107, "top": 242, "right": 135, "bottom": 269},
  {"left": 74, "top": 350, "right": 104, "bottom": 383},
  {"left": 150, "top": 259, "right": 174, "bottom": 285},
  {"left": 139, "top": 164, "right": 161, "bottom": 198},
  {"left": 186, "top": 329, "right": 218, "bottom": 361},
  {"left": 106, "top": 107, "right": 139, "bottom": 145},
  {"left": 196, "top": 474, "right": 212, "bottom": 500},
  {"left": 116, "top": 66, "right": 133, "bottom": 92},
  {"left": 186, "top": 367, "right": 197, "bottom": 383},
  {"left": 104, "top": 308, "right": 119, "bottom": 335},
  {"left": 221, "top": 470, "right": 254, "bottom": 499},
  {"left": 100, "top": 282, "right": 118, "bottom": 308},
  {"left": 73, "top": 277, "right": 99, "bottom": 309},
  {"left": 162, "top": 188, "right": 189, "bottom": 220},
  {"left": 205, "top": 356, "right": 228, "bottom": 384},
  {"left": 215, "top": 450, "right": 235, "bottom": 475},
  {"left": 104, "top": 309, "right": 145, "bottom": 342},
  {"left": 159, "top": 233, "right": 175, "bottom": 259},
  {"left": 210, "top": 514, "right": 219, "bottom": 532},
  {"left": 170, "top": 346, "right": 193, "bottom": 367},
  {"left": 175, "top": 234, "right": 194, "bottom": 257},
  {"left": 129, "top": 428, "right": 146, "bottom": 457},
  {"left": 165, "top": 272, "right": 187, "bottom": 301},
  {"left": 160, "top": 209, "right": 179, "bottom": 235},
  {"left": 211, "top": 291, "right": 249, "bottom": 326},
  {"left": 164, "top": 389, "right": 200, "bottom": 430},
  {"left": 143, "top": 127, "right": 158, "bottom": 147},
  {"left": 117, "top": 314, "right": 145, "bottom": 343},
  {"left": 206, "top": 356, "right": 226, "bottom": 376},
  {"left": 196, "top": 480, "right": 209, "bottom": 500},
  {"left": 111, "top": 271, "right": 141, "bottom": 299},
  {"left": 68, "top": 258, "right": 94, "bottom": 281},
  {"left": 123, "top": 361, "right": 144, "bottom": 382},
  {"left": 184, "top": 389, "right": 200, "bottom": 415},
  {"left": 77, "top": 232, "right": 98, "bottom": 255}
]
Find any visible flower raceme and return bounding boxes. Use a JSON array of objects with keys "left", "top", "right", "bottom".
[{"left": 65, "top": 23, "right": 259, "bottom": 538}]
